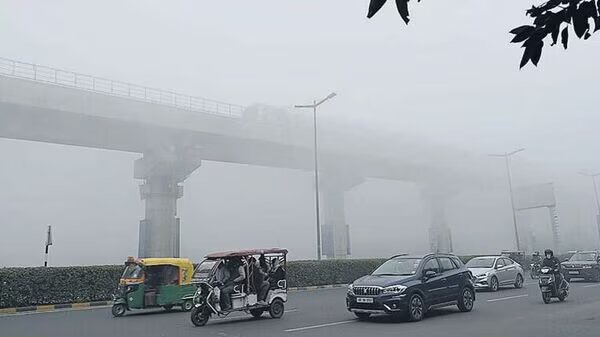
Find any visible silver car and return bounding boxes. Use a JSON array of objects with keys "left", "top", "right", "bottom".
[{"left": 466, "top": 256, "right": 524, "bottom": 291}]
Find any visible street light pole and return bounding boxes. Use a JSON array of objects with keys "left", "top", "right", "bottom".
[
  {"left": 295, "top": 92, "right": 337, "bottom": 261},
  {"left": 579, "top": 171, "right": 600, "bottom": 244},
  {"left": 490, "top": 148, "right": 525, "bottom": 252}
]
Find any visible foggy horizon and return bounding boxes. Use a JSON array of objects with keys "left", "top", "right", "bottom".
[{"left": 2, "top": 1, "right": 600, "bottom": 267}]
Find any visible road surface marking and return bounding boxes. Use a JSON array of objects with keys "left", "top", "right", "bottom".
[
  {"left": 487, "top": 294, "right": 529, "bottom": 302},
  {"left": 285, "top": 320, "right": 354, "bottom": 333},
  {"left": 214, "top": 309, "right": 298, "bottom": 321},
  {"left": 582, "top": 284, "right": 600, "bottom": 288}
]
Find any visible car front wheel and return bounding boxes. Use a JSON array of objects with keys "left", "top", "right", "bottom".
[
  {"left": 489, "top": 276, "right": 499, "bottom": 292},
  {"left": 406, "top": 293, "right": 425, "bottom": 322}
]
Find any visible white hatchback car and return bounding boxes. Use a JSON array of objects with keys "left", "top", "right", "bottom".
[{"left": 466, "top": 256, "right": 524, "bottom": 291}]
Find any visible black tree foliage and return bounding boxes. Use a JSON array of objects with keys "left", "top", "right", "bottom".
[{"left": 367, "top": 0, "right": 600, "bottom": 68}]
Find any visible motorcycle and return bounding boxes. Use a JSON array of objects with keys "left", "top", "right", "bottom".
[
  {"left": 529, "top": 263, "right": 540, "bottom": 279},
  {"left": 538, "top": 266, "right": 569, "bottom": 304}
]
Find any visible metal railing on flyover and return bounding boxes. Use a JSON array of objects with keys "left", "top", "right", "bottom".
[{"left": 0, "top": 57, "right": 245, "bottom": 118}]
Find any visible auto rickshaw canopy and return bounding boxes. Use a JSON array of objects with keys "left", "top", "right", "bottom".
[
  {"left": 134, "top": 258, "right": 195, "bottom": 285},
  {"left": 205, "top": 248, "right": 288, "bottom": 259}
]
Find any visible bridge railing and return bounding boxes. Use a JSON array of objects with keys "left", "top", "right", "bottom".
[{"left": 0, "top": 57, "right": 245, "bottom": 118}]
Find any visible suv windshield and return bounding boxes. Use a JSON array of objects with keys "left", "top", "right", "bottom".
[
  {"left": 372, "top": 258, "right": 422, "bottom": 276},
  {"left": 466, "top": 258, "right": 496, "bottom": 268},
  {"left": 570, "top": 253, "right": 598, "bottom": 262},
  {"left": 121, "top": 264, "right": 143, "bottom": 279}
]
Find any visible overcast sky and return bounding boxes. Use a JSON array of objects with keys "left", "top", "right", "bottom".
[{"left": 1, "top": 1, "right": 600, "bottom": 266}]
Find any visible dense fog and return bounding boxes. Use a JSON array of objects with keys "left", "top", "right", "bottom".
[{"left": 1, "top": 1, "right": 600, "bottom": 266}]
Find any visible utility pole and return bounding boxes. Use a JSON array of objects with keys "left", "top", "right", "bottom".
[
  {"left": 580, "top": 171, "right": 600, "bottom": 245},
  {"left": 294, "top": 92, "right": 337, "bottom": 260},
  {"left": 490, "top": 148, "right": 525, "bottom": 252},
  {"left": 44, "top": 225, "right": 53, "bottom": 267}
]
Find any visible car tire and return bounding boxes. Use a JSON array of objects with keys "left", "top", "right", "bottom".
[
  {"left": 457, "top": 287, "right": 475, "bottom": 312},
  {"left": 514, "top": 274, "right": 524, "bottom": 289},
  {"left": 354, "top": 312, "right": 371, "bottom": 320},
  {"left": 593, "top": 270, "right": 600, "bottom": 282},
  {"left": 269, "top": 298, "right": 284, "bottom": 319},
  {"left": 163, "top": 304, "right": 174, "bottom": 312},
  {"left": 406, "top": 293, "right": 425, "bottom": 322},
  {"left": 489, "top": 276, "right": 499, "bottom": 292}
]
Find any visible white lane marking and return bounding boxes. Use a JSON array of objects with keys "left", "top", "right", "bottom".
[
  {"left": 285, "top": 320, "right": 354, "bottom": 333},
  {"left": 215, "top": 309, "right": 298, "bottom": 321},
  {"left": 582, "top": 284, "right": 600, "bottom": 288},
  {"left": 487, "top": 294, "right": 529, "bottom": 303}
]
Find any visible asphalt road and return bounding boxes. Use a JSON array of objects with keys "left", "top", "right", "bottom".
[{"left": 2, "top": 280, "right": 600, "bottom": 337}]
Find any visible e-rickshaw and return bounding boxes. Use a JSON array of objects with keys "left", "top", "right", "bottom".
[
  {"left": 187, "top": 248, "right": 288, "bottom": 326},
  {"left": 111, "top": 257, "right": 196, "bottom": 317}
]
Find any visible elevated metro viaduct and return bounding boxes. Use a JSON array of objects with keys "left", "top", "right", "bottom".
[{"left": 0, "top": 58, "right": 489, "bottom": 259}]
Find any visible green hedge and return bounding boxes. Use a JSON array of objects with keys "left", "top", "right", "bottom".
[
  {"left": 287, "top": 259, "right": 385, "bottom": 287},
  {"left": 0, "top": 266, "right": 122, "bottom": 308},
  {"left": 0, "top": 255, "right": 544, "bottom": 308}
]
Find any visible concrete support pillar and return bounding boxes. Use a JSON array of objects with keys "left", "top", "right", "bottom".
[
  {"left": 320, "top": 174, "right": 363, "bottom": 259},
  {"left": 422, "top": 188, "right": 453, "bottom": 253},
  {"left": 134, "top": 148, "right": 201, "bottom": 258}
]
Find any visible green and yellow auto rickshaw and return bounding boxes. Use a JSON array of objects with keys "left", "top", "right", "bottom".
[{"left": 111, "top": 257, "right": 196, "bottom": 317}]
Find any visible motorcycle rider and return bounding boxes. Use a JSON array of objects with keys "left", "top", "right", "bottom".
[{"left": 541, "top": 249, "right": 565, "bottom": 289}]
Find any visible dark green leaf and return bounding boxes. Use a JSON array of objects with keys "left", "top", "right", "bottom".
[
  {"left": 395, "top": 0, "right": 410, "bottom": 24},
  {"left": 561, "top": 26, "right": 569, "bottom": 49},
  {"left": 550, "top": 23, "right": 561, "bottom": 45},
  {"left": 510, "top": 25, "right": 534, "bottom": 35},
  {"left": 367, "top": 0, "right": 388, "bottom": 18},
  {"left": 530, "top": 41, "right": 544, "bottom": 66}
]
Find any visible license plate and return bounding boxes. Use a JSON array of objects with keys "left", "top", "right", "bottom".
[
  {"left": 568, "top": 271, "right": 579, "bottom": 275},
  {"left": 356, "top": 297, "right": 373, "bottom": 304}
]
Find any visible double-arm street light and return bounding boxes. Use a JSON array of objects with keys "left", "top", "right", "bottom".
[
  {"left": 489, "top": 148, "right": 526, "bottom": 252},
  {"left": 295, "top": 92, "right": 337, "bottom": 261},
  {"left": 579, "top": 171, "right": 600, "bottom": 244}
]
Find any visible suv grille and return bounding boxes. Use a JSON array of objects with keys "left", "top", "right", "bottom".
[{"left": 353, "top": 286, "right": 381, "bottom": 296}]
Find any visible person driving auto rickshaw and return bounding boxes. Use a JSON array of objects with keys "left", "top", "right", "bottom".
[
  {"left": 111, "top": 257, "right": 196, "bottom": 317},
  {"left": 187, "top": 248, "right": 288, "bottom": 327}
]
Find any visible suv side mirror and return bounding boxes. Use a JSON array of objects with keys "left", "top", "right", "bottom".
[{"left": 424, "top": 270, "right": 437, "bottom": 278}]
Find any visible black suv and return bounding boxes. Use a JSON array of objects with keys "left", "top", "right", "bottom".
[
  {"left": 346, "top": 253, "right": 475, "bottom": 321},
  {"left": 561, "top": 251, "right": 600, "bottom": 282}
]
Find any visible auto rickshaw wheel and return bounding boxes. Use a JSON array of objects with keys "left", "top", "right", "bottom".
[
  {"left": 191, "top": 307, "right": 209, "bottom": 327},
  {"left": 268, "top": 298, "right": 284, "bottom": 319},
  {"left": 182, "top": 300, "right": 194, "bottom": 312},
  {"left": 111, "top": 304, "right": 126, "bottom": 317},
  {"left": 250, "top": 308, "right": 264, "bottom": 318}
]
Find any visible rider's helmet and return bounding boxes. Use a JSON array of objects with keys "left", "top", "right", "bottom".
[{"left": 544, "top": 249, "right": 554, "bottom": 258}]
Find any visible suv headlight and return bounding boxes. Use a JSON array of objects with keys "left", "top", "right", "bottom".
[
  {"left": 583, "top": 265, "right": 592, "bottom": 269},
  {"left": 347, "top": 284, "right": 354, "bottom": 294},
  {"left": 382, "top": 285, "right": 407, "bottom": 295}
]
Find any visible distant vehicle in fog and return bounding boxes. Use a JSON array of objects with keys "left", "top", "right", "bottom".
[
  {"left": 561, "top": 251, "right": 600, "bottom": 282},
  {"left": 467, "top": 256, "right": 524, "bottom": 292}
]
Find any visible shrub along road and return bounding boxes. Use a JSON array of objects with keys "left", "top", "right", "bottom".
[{"left": 2, "top": 281, "right": 599, "bottom": 337}]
